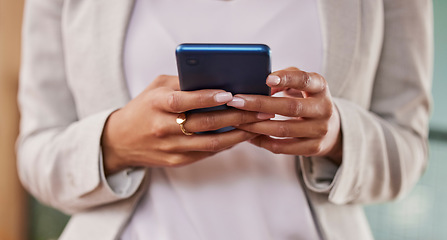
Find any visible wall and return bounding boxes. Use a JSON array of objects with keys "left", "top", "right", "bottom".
[
  {"left": 365, "top": 0, "right": 447, "bottom": 239},
  {"left": 0, "top": 0, "right": 27, "bottom": 240}
]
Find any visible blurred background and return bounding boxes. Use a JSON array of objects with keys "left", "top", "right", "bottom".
[{"left": 0, "top": 1, "right": 446, "bottom": 240}]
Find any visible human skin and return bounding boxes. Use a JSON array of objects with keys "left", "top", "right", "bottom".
[
  {"left": 102, "top": 68, "right": 342, "bottom": 175},
  {"left": 101, "top": 75, "right": 273, "bottom": 175},
  {"left": 228, "top": 67, "right": 343, "bottom": 165}
]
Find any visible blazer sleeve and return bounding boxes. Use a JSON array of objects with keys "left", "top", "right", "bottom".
[
  {"left": 17, "top": 0, "right": 144, "bottom": 214},
  {"left": 300, "top": 0, "right": 433, "bottom": 204}
]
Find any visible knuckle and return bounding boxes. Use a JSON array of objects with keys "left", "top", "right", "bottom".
[
  {"left": 270, "top": 142, "right": 282, "bottom": 154},
  {"left": 282, "top": 72, "right": 290, "bottom": 86},
  {"left": 276, "top": 124, "right": 290, "bottom": 137},
  {"left": 321, "top": 101, "right": 333, "bottom": 119},
  {"left": 302, "top": 72, "right": 311, "bottom": 89},
  {"left": 316, "top": 124, "right": 329, "bottom": 137},
  {"left": 154, "top": 75, "right": 169, "bottom": 86},
  {"left": 206, "top": 138, "right": 222, "bottom": 152},
  {"left": 320, "top": 78, "right": 328, "bottom": 91},
  {"left": 150, "top": 124, "right": 169, "bottom": 138},
  {"left": 313, "top": 73, "right": 328, "bottom": 91},
  {"left": 311, "top": 73, "right": 328, "bottom": 92},
  {"left": 157, "top": 141, "right": 176, "bottom": 152},
  {"left": 158, "top": 74, "right": 169, "bottom": 81},
  {"left": 284, "top": 70, "right": 297, "bottom": 87},
  {"left": 165, "top": 155, "right": 184, "bottom": 167},
  {"left": 253, "top": 97, "right": 263, "bottom": 111},
  {"left": 153, "top": 75, "right": 163, "bottom": 83},
  {"left": 167, "top": 91, "right": 182, "bottom": 112},
  {"left": 288, "top": 99, "right": 303, "bottom": 117},
  {"left": 201, "top": 113, "right": 217, "bottom": 130},
  {"left": 239, "top": 111, "right": 249, "bottom": 124},
  {"left": 308, "top": 142, "right": 323, "bottom": 155},
  {"left": 327, "top": 103, "right": 334, "bottom": 116},
  {"left": 288, "top": 66, "right": 300, "bottom": 71},
  {"left": 197, "top": 93, "right": 207, "bottom": 106}
]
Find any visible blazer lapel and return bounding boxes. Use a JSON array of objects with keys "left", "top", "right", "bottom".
[
  {"left": 63, "top": 0, "right": 136, "bottom": 117},
  {"left": 317, "top": 0, "right": 361, "bottom": 96},
  {"left": 92, "top": 0, "right": 136, "bottom": 103}
]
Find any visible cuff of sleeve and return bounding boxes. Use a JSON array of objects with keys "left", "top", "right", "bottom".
[
  {"left": 99, "top": 149, "right": 145, "bottom": 198},
  {"left": 300, "top": 98, "right": 362, "bottom": 202},
  {"left": 300, "top": 156, "right": 340, "bottom": 194},
  {"left": 326, "top": 98, "right": 368, "bottom": 204}
]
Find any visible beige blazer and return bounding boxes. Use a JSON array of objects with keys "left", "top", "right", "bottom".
[{"left": 18, "top": 0, "right": 433, "bottom": 239}]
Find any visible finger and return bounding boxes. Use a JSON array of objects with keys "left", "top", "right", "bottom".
[
  {"left": 227, "top": 95, "right": 332, "bottom": 119},
  {"left": 249, "top": 135, "right": 324, "bottom": 156},
  {"left": 157, "top": 130, "right": 258, "bottom": 152},
  {"left": 236, "top": 119, "right": 328, "bottom": 138},
  {"left": 152, "top": 88, "right": 234, "bottom": 113},
  {"left": 271, "top": 87, "right": 305, "bottom": 97},
  {"left": 284, "top": 88, "right": 304, "bottom": 98},
  {"left": 147, "top": 110, "right": 273, "bottom": 137},
  {"left": 184, "top": 109, "right": 275, "bottom": 133},
  {"left": 266, "top": 68, "right": 327, "bottom": 94},
  {"left": 270, "top": 87, "right": 284, "bottom": 95}
]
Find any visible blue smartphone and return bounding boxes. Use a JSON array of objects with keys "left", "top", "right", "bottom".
[{"left": 176, "top": 43, "right": 271, "bottom": 133}]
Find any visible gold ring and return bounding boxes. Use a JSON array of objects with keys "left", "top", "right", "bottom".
[{"left": 176, "top": 113, "right": 194, "bottom": 135}]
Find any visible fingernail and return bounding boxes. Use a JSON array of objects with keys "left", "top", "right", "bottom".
[
  {"left": 266, "top": 75, "right": 281, "bottom": 86},
  {"left": 214, "top": 92, "right": 233, "bottom": 103},
  {"left": 257, "top": 113, "right": 275, "bottom": 120},
  {"left": 227, "top": 97, "right": 245, "bottom": 107}
]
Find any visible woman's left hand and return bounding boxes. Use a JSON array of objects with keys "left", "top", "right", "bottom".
[{"left": 227, "top": 67, "right": 343, "bottom": 165}]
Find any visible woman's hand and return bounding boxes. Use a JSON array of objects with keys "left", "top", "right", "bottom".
[
  {"left": 102, "top": 75, "right": 272, "bottom": 175},
  {"left": 227, "top": 67, "right": 343, "bottom": 165}
]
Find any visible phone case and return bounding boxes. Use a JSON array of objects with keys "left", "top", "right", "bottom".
[{"left": 176, "top": 43, "right": 271, "bottom": 133}]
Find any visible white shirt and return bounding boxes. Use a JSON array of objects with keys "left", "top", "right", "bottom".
[{"left": 120, "top": 0, "right": 323, "bottom": 239}]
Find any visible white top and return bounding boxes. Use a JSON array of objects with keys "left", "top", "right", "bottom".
[{"left": 119, "top": 0, "right": 323, "bottom": 239}]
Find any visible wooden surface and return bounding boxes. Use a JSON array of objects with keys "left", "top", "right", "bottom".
[{"left": 0, "top": 0, "right": 27, "bottom": 240}]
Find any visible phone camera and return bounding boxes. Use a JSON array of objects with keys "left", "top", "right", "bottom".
[{"left": 186, "top": 58, "right": 199, "bottom": 66}]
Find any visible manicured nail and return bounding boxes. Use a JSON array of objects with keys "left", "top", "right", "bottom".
[
  {"left": 257, "top": 113, "right": 275, "bottom": 120},
  {"left": 266, "top": 75, "right": 281, "bottom": 86},
  {"left": 214, "top": 92, "right": 233, "bottom": 103},
  {"left": 227, "top": 97, "right": 245, "bottom": 107}
]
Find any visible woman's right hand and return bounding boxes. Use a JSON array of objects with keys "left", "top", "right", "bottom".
[{"left": 101, "top": 75, "right": 272, "bottom": 175}]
